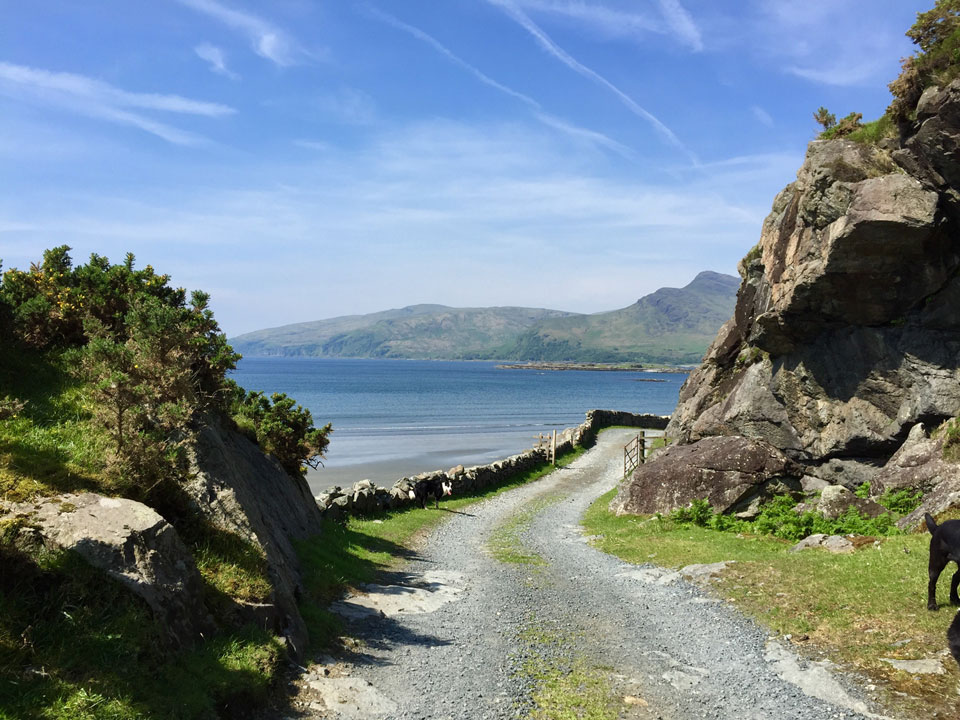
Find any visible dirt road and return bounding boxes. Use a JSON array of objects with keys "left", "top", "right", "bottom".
[{"left": 297, "top": 428, "right": 888, "bottom": 719}]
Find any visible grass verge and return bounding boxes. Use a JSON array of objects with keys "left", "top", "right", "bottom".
[
  {"left": 297, "top": 444, "right": 587, "bottom": 648},
  {"left": 0, "top": 544, "right": 283, "bottom": 720},
  {"left": 583, "top": 489, "right": 960, "bottom": 719}
]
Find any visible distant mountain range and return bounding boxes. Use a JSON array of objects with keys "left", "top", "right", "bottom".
[{"left": 229, "top": 271, "right": 739, "bottom": 364}]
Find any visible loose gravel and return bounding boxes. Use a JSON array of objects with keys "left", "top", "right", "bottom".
[{"left": 299, "top": 428, "right": 892, "bottom": 719}]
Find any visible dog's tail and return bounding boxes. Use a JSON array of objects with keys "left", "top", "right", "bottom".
[
  {"left": 926, "top": 513, "right": 938, "bottom": 534},
  {"left": 949, "top": 611, "right": 960, "bottom": 669}
]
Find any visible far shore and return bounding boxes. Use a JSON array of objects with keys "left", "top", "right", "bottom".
[{"left": 496, "top": 361, "right": 690, "bottom": 373}]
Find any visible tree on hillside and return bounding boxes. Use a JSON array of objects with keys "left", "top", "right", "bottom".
[{"left": 813, "top": 106, "right": 836, "bottom": 130}]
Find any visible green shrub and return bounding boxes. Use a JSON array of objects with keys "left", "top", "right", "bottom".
[
  {"left": 742, "top": 243, "right": 761, "bottom": 266},
  {"left": 231, "top": 388, "right": 332, "bottom": 479},
  {"left": 819, "top": 112, "right": 864, "bottom": 139},
  {"left": 879, "top": 487, "right": 923, "bottom": 515},
  {"left": 890, "top": 1, "right": 960, "bottom": 120},
  {"left": 667, "top": 494, "right": 901, "bottom": 543},
  {"left": 846, "top": 114, "right": 897, "bottom": 144},
  {"left": 855, "top": 481, "right": 871, "bottom": 499}
]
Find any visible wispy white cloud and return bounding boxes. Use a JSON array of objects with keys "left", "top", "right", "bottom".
[
  {"left": 369, "top": 8, "right": 633, "bottom": 158},
  {"left": 484, "top": 0, "right": 696, "bottom": 163},
  {"left": 785, "top": 63, "right": 880, "bottom": 87},
  {"left": 749, "top": 1, "right": 908, "bottom": 87},
  {"left": 533, "top": 112, "right": 633, "bottom": 157},
  {"left": 174, "top": 0, "right": 302, "bottom": 66},
  {"left": 194, "top": 42, "right": 239, "bottom": 79},
  {"left": 656, "top": 0, "right": 703, "bottom": 52},
  {"left": 316, "top": 88, "right": 377, "bottom": 125},
  {"left": 369, "top": 8, "right": 539, "bottom": 110},
  {"left": 751, "top": 105, "right": 773, "bottom": 127},
  {"left": 293, "top": 139, "right": 333, "bottom": 152},
  {"left": 513, "top": 1, "right": 664, "bottom": 40},
  {"left": 0, "top": 62, "right": 234, "bottom": 144}
]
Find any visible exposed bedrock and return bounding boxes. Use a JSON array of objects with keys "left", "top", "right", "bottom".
[
  {"left": 620, "top": 82, "right": 960, "bottom": 515},
  {"left": 185, "top": 417, "right": 325, "bottom": 658}
]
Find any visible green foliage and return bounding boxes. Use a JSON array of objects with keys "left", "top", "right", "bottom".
[
  {"left": 855, "top": 481, "right": 871, "bottom": 499},
  {"left": 666, "top": 494, "right": 900, "bottom": 542},
  {"left": 813, "top": 106, "right": 837, "bottom": 130},
  {"left": 0, "top": 543, "right": 282, "bottom": 719},
  {"left": 819, "top": 112, "right": 864, "bottom": 139},
  {"left": 668, "top": 497, "right": 714, "bottom": 526},
  {"left": 889, "top": 0, "right": 960, "bottom": 120},
  {"left": 734, "top": 345, "right": 767, "bottom": 369},
  {"left": 878, "top": 487, "right": 923, "bottom": 515},
  {"left": 231, "top": 389, "right": 332, "bottom": 479},
  {"left": 0, "top": 248, "right": 244, "bottom": 498},
  {"left": 0, "top": 347, "right": 110, "bottom": 502},
  {"left": 844, "top": 114, "right": 897, "bottom": 144},
  {"left": 742, "top": 243, "right": 762, "bottom": 266},
  {"left": 941, "top": 416, "right": 960, "bottom": 461}
]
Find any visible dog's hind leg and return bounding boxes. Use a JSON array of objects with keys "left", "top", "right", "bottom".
[
  {"left": 929, "top": 552, "right": 949, "bottom": 610},
  {"left": 950, "top": 612, "right": 960, "bottom": 669}
]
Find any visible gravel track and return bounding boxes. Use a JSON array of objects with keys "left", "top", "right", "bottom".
[{"left": 303, "top": 428, "right": 890, "bottom": 719}]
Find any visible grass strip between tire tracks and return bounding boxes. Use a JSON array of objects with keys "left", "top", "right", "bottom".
[{"left": 512, "top": 621, "right": 620, "bottom": 720}]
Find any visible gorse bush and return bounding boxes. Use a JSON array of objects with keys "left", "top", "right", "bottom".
[
  {"left": 0, "top": 246, "right": 331, "bottom": 495},
  {"left": 890, "top": 0, "right": 960, "bottom": 121},
  {"left": 2, "top": 247, "right": 241, "bottom": 496},
  {"left": 819, "top": 112, "right": 864, "bottom": 140},
  {"left": 231, "top": 388, "right": 332, "bottom": 479}
]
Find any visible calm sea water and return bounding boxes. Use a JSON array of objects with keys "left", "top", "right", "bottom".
[{"left": 230, "top": 358, "right": 685, "bottom": 492}]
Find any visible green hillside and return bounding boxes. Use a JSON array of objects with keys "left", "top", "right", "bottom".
[
  {"left": 230, "top": 271, "right": 739, "bottom": 364},
  {"left": 230, "top": 305, "right": 577, "bottom": 359},
  {"left": 501, "top": 272, "right": 740, "bottom": 364}
]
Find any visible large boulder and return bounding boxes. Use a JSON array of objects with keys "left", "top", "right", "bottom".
[
  {"left": 185, "top": 418, "right": 325, "bottom": 658},
  {"left": 667, "top": 130, "right": 960, "bottom": 483},
  {"left": 610, "top": 436, "right": 802, "bottom": 517},
  {"left": 3, "top": 493, "right": 211, "bottom": 649},
  {"left": 619, "top": 84, "right": 960, "bottom": 516}
]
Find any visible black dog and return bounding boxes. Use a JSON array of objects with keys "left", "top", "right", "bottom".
[
  {"left": 925, "top": 513, "right": 960, "bottom": 610},
  {"left": 408, "top": 478, "right": 453, "bottom": 509},
  {"left": 949, "top": 611, "right": 960, "bottom": 669}
]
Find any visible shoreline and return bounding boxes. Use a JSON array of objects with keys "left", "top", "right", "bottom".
[
  {"left": 496, "top": 361, "right": 690, "bottom": 373},
  {"left": 311, "top": 410, "right": 670, "bottom": 518}
]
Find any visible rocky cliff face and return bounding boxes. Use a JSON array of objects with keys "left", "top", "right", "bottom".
[{"left": 616, "top": 81, "right": 960, "bottom": 516}]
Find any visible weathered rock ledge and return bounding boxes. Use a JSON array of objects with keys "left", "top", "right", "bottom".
[{"left": 616, "top": 81, "right": 960, "bottom": 519}]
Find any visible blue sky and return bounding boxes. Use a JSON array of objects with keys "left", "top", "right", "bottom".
[{"left": 0, "top": 0, "right": 929, "bottom": 336}]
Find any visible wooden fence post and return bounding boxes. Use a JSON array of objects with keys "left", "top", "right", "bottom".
[{"left": 552, "top": 429, "right": 557, "bottom": 466}]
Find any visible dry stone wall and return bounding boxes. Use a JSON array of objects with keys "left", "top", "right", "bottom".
[{"left": 315, "top": 409, "right": 668, "bottom": 520}]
